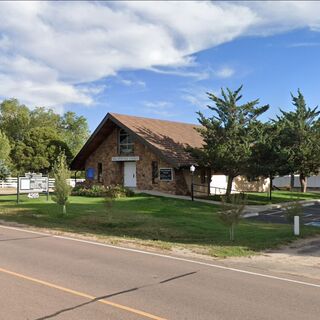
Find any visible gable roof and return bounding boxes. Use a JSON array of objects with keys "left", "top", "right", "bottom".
[{"left": 70, "top": 112, "right": 204, "bottom": 170}]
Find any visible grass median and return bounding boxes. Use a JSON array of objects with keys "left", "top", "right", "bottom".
[{"left": 0, "top": 194, "right": 319, "bottom": 257}]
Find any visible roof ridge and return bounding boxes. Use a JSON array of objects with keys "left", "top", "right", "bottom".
[{"left": 109, "top": 112, "right": 201, "bottom": 127}]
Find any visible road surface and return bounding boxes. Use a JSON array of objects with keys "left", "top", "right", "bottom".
[{"left": 0, "top": 225, "right": 319, "bottom": 320}]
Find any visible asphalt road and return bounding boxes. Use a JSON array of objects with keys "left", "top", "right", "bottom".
[
  {"left": 249, "top": 204, "right": 320, "bottom": 226},
  {"left": 0, "top": 226, "right": 319, "bottom": 320}
]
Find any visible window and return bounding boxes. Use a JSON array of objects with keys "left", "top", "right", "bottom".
[
  {"left": 151, "top": 161, "right": 158, "bottom": 184},
  {"left": 97, "top": 162, "right": 102, "bottom": 182},
  {"left": 119, "top": 129, "right": 134, "bottom": 154}
]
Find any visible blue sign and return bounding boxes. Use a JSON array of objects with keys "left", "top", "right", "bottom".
[{"left": 86, "top": 168, "right": 95, "bottom": 180}]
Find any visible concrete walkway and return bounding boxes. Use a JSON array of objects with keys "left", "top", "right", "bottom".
[{"left": 135, "top": 189, "right": 320, "bottom": 215}]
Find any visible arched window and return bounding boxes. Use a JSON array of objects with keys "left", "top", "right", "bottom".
[{"left": 119, "top": 129, "right": 134, "bottom": 154}]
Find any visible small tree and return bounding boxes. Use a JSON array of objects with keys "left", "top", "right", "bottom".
[
  {"left": 283, "top": 200, "right": 303, "bottom": 224},
  {"left": 52, "top": 153, "right": 71, "bottom": 214},
  {"left": 218, "top": 194, "right": 246, "bottom": 241}
]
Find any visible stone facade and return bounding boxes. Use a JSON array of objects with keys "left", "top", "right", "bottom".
[{"left": 85, "top": 125, "right": 189, "bottom": 195}]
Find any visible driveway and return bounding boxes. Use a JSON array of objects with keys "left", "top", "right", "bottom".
[
  {"left": 248, "top": 203, "right": 320, "bottom": 226},
  {"left": 0, "top": 225, "right": 319, "bottom": 319}
]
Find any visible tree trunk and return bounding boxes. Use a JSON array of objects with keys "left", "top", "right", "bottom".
[
  {"left": 207, "top": 168, "right": 212, "bottom": 196},
  {"left": 230, "top": 224, "right": 235, "bottom": 241},
  {"left": 269, "top": 175, "right": 273, "bottom": 201},
  {"left": 226, "top": 175, "right": 234, "bottom": 198},
  {"left": 290, "top": 173, "right": 295, "bottom": 190},
  {"left": 63, "top": 204, "right": 66, "bottom": 215},
  {"left": 299, "top": 173, "right": 307, "bottom": 193}
]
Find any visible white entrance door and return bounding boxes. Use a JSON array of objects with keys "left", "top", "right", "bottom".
[{"left": 124, "top": 162, "right": 136, "bottom": 187}]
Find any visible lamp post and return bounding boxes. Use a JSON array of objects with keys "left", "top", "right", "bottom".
[{"left": 190, "top": 165, "right": 195, "bottom": 201}]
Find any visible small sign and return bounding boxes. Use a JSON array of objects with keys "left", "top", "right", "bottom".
[
  {"left": 159, "top": 168, "right": 173, "bottom": 181},
  {"left": 112, "top": 156, "right": 140, "bottom": 162},
  {"left": 86, "top": 168, "right": 95, "bottom": 179},
  {"left": 28, "top": 193, "right": 40, "bottom": 199}
]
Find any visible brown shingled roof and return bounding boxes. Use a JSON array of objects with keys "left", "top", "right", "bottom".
[{"left": 71, "top": 113, "right": 204, "bottom": 170}]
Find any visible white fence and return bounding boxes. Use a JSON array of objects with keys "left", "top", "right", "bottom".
[
  {"left": 0, "top": 178, "right": 84, "bottom": 189},
  {"left": 273, "top": 175, "right": 320, "bottom": 188}
]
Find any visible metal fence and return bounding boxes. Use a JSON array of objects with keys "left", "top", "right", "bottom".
[
  {"left": 0, "top": 178, "right": 84, "bottom": 189},
  {"left": 192, "top": 183, "right": 244, "bottom": 198}
]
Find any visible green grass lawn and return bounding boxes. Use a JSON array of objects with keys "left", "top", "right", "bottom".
[
  {"left": 0, "top": 194, "right": 319, "bottom": 257},
  {"left": 208, "top": 190, "right": 320, "bottom": 205}
]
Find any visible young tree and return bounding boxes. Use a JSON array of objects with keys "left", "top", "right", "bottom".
[
  {"left": 218, "top": 194, "right": 246, "bottom": 241},
  {"left": 192, "top": 86, "right": 269, "bottom": 197},
  {"left": 277, "top": 90, "right": 320, "bottom": 192},
  {"left": 52, "top": 153, "right": 71, "bottom": 214}
]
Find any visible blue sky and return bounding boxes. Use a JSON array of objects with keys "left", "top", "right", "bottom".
[{"left": 1, "top": 1, "right": 320, "bottom": 132}]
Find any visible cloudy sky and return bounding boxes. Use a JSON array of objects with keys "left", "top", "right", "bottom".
[{"left": 1, "top": 1, "right": 320, "bottom": 130}]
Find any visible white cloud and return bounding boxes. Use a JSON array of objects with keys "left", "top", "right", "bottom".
[
  {"left": 142, "top": 100, "right": 176, "bottom": 116},
  {"left": 215, "top": 67, "right": 235, "bottom": 79},
  {"left": 1, "top": 1, "right": 320, "bottom": 110}
]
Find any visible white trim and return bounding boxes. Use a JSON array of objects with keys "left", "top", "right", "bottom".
[{"left": 112, "top": 156, "right": 139, "bottom": 162}]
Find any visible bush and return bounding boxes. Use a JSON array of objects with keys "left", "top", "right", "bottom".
[
  {"left": 72, "top": 183, "right": 134, "bottom": 198},
  {"left": 105, "top": 185, "right": 135, "bottom": 198},
  {"left": 72, "top": 184, "right": 106, "bottom": 197}
]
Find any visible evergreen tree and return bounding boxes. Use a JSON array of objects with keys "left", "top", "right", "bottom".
[
  {"left": 277, "top": 90, "right": 320, "bottom": 192},
  {"left": 192, "top": 86, "right": 269, "bottom": 197},
  {"left": 247, "top": 122, "right": 286, "bottom": 200}
]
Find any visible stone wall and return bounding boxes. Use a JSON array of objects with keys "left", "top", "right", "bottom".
[{"left": 85, "top": 126, "right": 189, "bottom": 195}]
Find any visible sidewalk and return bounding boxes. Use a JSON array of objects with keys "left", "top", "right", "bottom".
[{"left": 135, "top": 189, "right": 320, "bottom": 215}]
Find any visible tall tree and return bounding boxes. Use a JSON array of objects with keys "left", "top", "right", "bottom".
[
  {"left": 60, "top": 112, "right": 90, "bottom": 156},
  {"left": 277, "top": 90, "right": 320, "bottom": 192},
  {"left": 247, "top": 122, "right": 286, "bottom": 200},
  {"left": 0, "top": 130, "right": 11, "bottom": 162},
  {"left": 0, "top": 99, "right": 30, "bottom": 142},
  {"left": 192, "top": 86, "right": 269, "bottom": 197}
]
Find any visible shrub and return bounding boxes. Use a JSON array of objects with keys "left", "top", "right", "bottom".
[
  {"left": 105, "top": 185, "right": 135, "bottom": 198},
  {"left": 72, "top": 184, "right": 106, "bottom": 197},
  {"left": 72, "top": 183, "right": 134, "bottom": 198}
]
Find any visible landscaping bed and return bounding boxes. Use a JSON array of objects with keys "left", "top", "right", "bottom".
[{"left": 0, "top": 194, "right": 319, "bottom": 258}]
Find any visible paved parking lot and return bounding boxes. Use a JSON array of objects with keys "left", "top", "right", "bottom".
[{"left": 249, "top": 204, "right": 320, "bottom": 227}]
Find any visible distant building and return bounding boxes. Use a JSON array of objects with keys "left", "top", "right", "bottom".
[{"left": 71, "top": 113, "right": 268, "bottom": 195}]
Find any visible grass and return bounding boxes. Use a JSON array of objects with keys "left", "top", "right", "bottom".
[
  {"left": 0, "top": 193, "right": 319, "bottom": 258},
  {"left": 208, "top": 190, "right": 320, "bottom": 205}
]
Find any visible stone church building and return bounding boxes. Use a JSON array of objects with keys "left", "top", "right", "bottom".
[{"left": 71, "top": 113, "right": 269, "bottom": 195}]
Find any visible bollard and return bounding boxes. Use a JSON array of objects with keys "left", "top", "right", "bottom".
[{"left": 294, "top": 216, "right": 300, "bottom": 236}]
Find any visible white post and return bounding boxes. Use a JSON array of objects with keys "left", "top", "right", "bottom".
[{"left": 294, "top": 216, "right": 300, "bottom": 236}]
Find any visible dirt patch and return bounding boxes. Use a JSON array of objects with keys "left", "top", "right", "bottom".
[{"left": 227, "top": 236, "right": 320, "bottom": 281}]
